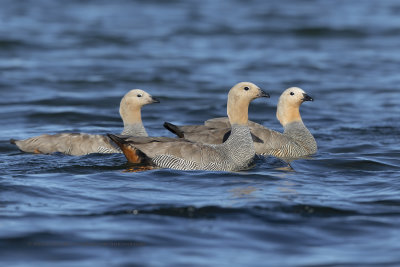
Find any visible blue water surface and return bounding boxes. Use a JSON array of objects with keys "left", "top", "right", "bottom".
[{"left": 1, "top": 0, "right": 400, "bottom": 266}]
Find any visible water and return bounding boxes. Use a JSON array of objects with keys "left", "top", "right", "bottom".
[{"left": 1, "top": 0, "right": 400, "bottom": 266}]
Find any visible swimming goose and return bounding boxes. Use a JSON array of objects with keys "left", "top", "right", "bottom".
[
  {"left": 164, "top": 87, "right": 317, "bottom": 160},
  {"left": 10, "top": 89, "right": 159, "bottom": 155},
  {"left": 108, "top": 82, "right": 270, "bottom": 171}
]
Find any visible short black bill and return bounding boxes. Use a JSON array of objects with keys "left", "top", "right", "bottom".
[
  {"left": 302, "top": 93, "right": 313, "bottom": 101},
  {"left": 151, "top": 97, "right": 161, "bottom": 103},
  {"left": 258, "top": 90, "right": 270, "bottom": 98}
]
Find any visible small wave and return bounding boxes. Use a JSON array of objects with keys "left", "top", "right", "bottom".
[
  {"left": 27, "top": 111, "right": 114, "bottom": 123},
  {"left": 357, "top": 199, "right": 400, "bottom": 209},
  {"left": 61, "top": 30, "right": 133, "bottom": 47},
  {"left": 0, "top": 39, "right": 40, "bottom": 50},
  {"left": 172, "top": 25, "right": 374, "bottom": 39},
  {"left": 339, "top": 126, "right": 400, "bottom": 136},
  {"left": 293, "top": 27, "right": 368, "bottom": 38},
  {"left": 0, "top": 231, "right": 146, "bottom": 254},
  {"left": 68, "top": 203, "right": 364, "bottom": 221},
  {"left": 309, "top": 156, "right": 400, "bottom": 172}
]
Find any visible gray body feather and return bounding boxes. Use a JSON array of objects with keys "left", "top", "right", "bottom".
[
  {"left": 121, "top": 123, "right": 148, "bottom": 136},
  {"left": 11, "top": 122, "right": 148, "bottom": 156},
  {"left": 113, "top": 124, "right": 256, "bottom": 171},
  {"left": 10, "top": 88, "right": 159, "bottom": 156},
  {"left": 166, "top": 117, "right": 317, "bottom": 160}
]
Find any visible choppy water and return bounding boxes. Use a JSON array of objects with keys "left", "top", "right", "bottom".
[{"left": 1, "top": 0, "right": 400, "bottom": 266}]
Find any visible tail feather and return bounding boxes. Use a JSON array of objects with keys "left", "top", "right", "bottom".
[
  {"left": 163, "top": 122, "right": 184, "bottom": 138},
  {"left": 107, "top": 134, "right": 152, "bottom": 165},
  {"left": 107, "top": 134, "right": 127, "bottom": 147},
  {"left": 10, "top": 139, "right": 17, "bottom": 145}
]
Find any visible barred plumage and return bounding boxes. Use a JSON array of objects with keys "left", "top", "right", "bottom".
[
  {"left": 97, "top": 145, "right": 122, "bottom": 154},
  {"left": 109, "top": 82, "right": 270, "bottom": 171},
  {"left": 109, "top": 125, "right": 257, "bottom": 171},
  {"left": 121, "top": 123, "right": 149, "bottom": 137},
  {"left": 164, "top": 87, "right": 317, "bottom": 160},
  {"left": 152, "top": 155, "right": 199, "bottom": 170}
]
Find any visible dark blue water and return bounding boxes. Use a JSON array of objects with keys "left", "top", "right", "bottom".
[{"left": 1, "top": 0, "right": 400, "bottom": 266}]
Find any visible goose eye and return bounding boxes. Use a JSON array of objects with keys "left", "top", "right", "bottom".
[
  {"left": 244, "top": 86, "right": 250, "bottom": 91},
  {"left": 290, "top": 92, "right": 294, "bottom": 96},
  {"left": 137, "top": 94, "right": 143, "bottom": 97}
]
